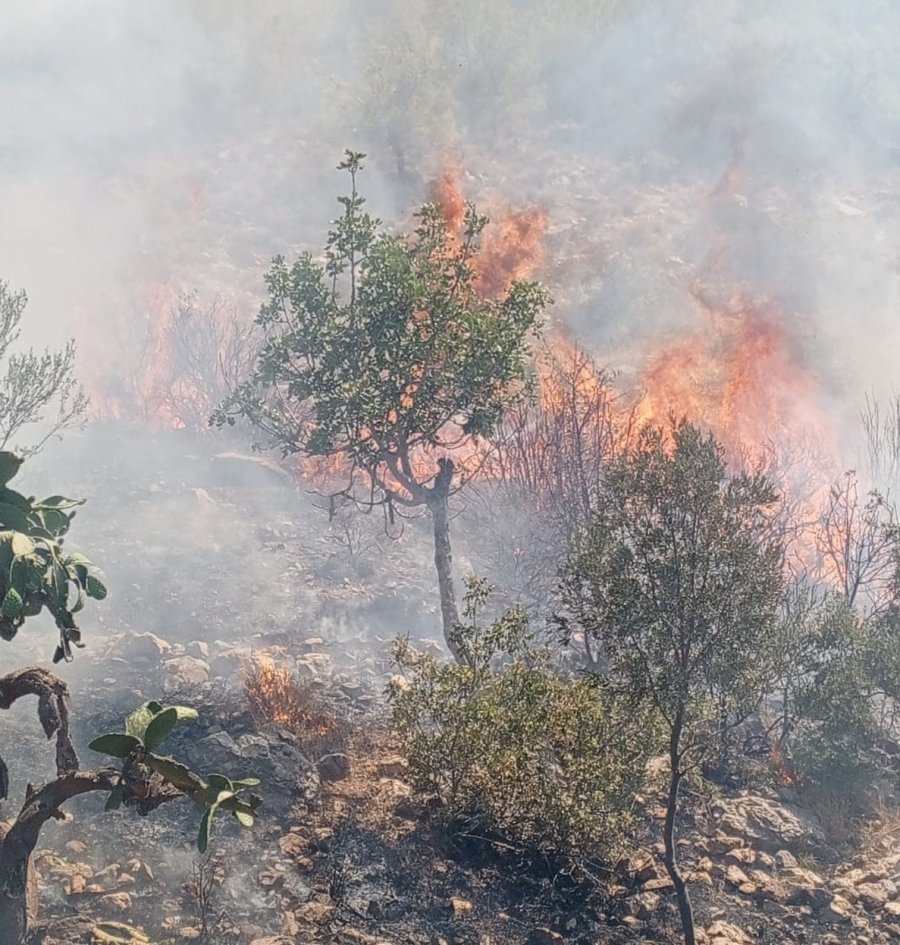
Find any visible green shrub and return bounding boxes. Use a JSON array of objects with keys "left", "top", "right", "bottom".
[
  {"left": 790, "top": 596, "right": 900, "bottom": 804},
  {"left": 389, "top": 578, "right": 655, "bottom": 863}
]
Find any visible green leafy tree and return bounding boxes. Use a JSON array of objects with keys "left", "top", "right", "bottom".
[
  {"left": 0, "top": 456, "right": 259, "bottom": 945},
  {"left": 390, "top": 577, "right": 654, "bottom": 863},
  {"left": 559, "top": 421, "right": 785, "bottom": 945},
  {"left": 0, "top": 282, "right": 87, "bottom": 457},
  {"left": 214, "top": 152, "right": 547, "bottom": 659}
]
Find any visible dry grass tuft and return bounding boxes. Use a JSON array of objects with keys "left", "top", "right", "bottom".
[{"left": 243, "top": 653, "right": 344, "bottom": 754}]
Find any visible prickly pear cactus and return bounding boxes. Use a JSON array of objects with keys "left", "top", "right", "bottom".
[
  {"left": 0, "top": 451, "right": 106, "bottom": 661},
  {"left": 90, "top": 701, "right": 261, "bottom": 852}
]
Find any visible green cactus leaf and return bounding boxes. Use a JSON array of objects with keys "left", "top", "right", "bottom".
[
  {"left": 229, "top": 777, "right": 261, "bottom": 789},
  {"left": 46, "top": 561, "right": 68, "bottom": 606},
  {"left": 2, "top": 588, "right": 23, "bottom": 620},
  {"left": 206, "top": 774, "right": 233, "bottom": 798},
  {"left": 22, "top": 596, "right": 41, "bottom": 617},
  {"left": 143, "top": 707, "right": 179, "bottom": 750},
  {"left": 0, "top": 453, "right": 23, "bottom": 486},
  {"left": 89, "top": 733, "right": 142, "bottom": 758},
  {"left": 0, "top": 488, "right": 31, "bottom": 510},
  {"left": 2, "top": 586, "right": 23, "bottom": 614},
  {"left": 233, "top": 809, "right": 254, "bottom": 827},
  {"left": 198, "top": 790, "right": 233, "bottom": 854},
  {"left": 36, "top": 508, "right": 72, "bottom": 537},
  {"left": 145, "top": 754, "right": 207, "bottom": 794},
  {"left": 34, "top": 495, "right": 85, "bottom": 511},
  {"left": 126, "top": 703, "right": 158, "bottom": 740},
  {"left": 105, "top": 783, "right": 126, "bottom": 811},
  {"left": 65, "top": 553, "right": 93, "bottom": 570},
  {"left": 86, "top": 575, "right": 108, "bottom": 600}
]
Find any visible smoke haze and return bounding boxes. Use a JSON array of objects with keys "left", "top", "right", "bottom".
[{"left": 2, "top": 0, "right": 900, "bottom": 447}]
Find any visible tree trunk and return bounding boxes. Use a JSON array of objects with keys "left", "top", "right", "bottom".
[
  {"left": 663, "top": 713, "right": 696, "bottom": 945},
  {"left": 0, "top": 823, "right": 38, "bottom": 945},
  {"left": 0, "top": 772, "right": 118, "bottom": 945},
  {"left": 428, "top": 459, "right": 461, "bottom": 661},
  {"left": 0, "top": 893, "right": 27, "bottom": 945}
]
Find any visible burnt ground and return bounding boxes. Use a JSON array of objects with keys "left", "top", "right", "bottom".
[{"left": 2, "top": 426, "right": 899, "bottom": 945}]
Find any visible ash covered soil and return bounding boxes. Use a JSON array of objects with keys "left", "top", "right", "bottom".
[{"left": 4, "top": 428, "right": 899, "bottom": 945}]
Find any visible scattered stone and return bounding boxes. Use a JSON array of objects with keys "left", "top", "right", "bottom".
[
  {"left": 451, "top": 897, "right": 474, "bottom": 916},
  {"left": 114, "top": 631, "right": 171, "bottom": 663},
  {"left": 716, "top": 794, "right": 826, "bottom": 853},
  {"left": 100, "top": 892, "right": 133, "bottom": 912},
  {"left": 725, "top": 847, "right": 756, "bottom": 866},
  {"left": 642, "top": 876, "right": 674, "bottom": 891},
  {"left": 163, "top": 654, "right": 210, "bottom": 687},
  {"left": 706, "top": 920, "right": 753, "bottom": 944},
  {"left": 627, "top": 891, "right": 661, "bottom": 920},
  {"left": 295, "top": 900, "right": 334, "bottom": 924},
  {"left": 774, "top": 850, "right": 799, "bottom": 870},
  {"left": 724, "top": 864, "right": 753, "bottom": 888},
  {"left": 317, "top": 752, "right": 351, "bottom": 782},
  {"left": 823, "top": 895, "right": 854, "bottom": 922}
]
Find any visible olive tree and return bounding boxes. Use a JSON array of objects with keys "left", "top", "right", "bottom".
[
  {"left": 0, "top": 454, "right": 259, "bottom": 945},
  {"left": 0, "top": 283, "right": 87, "bottom": 457},
  {"left": 559, "top": 421, "right": 785, "bottom": 945},
  {"left": 214, "top": 152, "right": 547, "bottom": 658}
]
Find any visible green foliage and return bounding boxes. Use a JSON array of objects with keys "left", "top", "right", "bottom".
[
  {"left": 90, "top": 701, "right": 261, "bottom": 853},
  {"left": 559, "top": 420, "right": 786, "bottom": 757},
  {"left": 390, "top": 578, "right": 655, "bottom": 862},
  {"left": 788, "top": 594, "right": 900, "bottom": 800},
  {"left": 0, "top": 451, "right": 105, "bottom": 661},
  {"left": 0, "top": 281, "right": 87, "bottom": 457},
  {"left": 214, "top": 152, "right": 546, "bottom": 503}
]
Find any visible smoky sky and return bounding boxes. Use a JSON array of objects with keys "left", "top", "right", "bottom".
[{"left": 2, "top": 0, "right": 900, "bottom": 432}]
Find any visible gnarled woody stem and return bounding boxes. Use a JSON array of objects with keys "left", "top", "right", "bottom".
[
  {"left": 0, "top": 668, "right": 79, "bottom": 800},
  {"left": 0, "top": 771, "right": 122, "bottom": 945},
  {"left": 0, "top": 667, "right": 80, "bottom": 945},
  {"left": 0, "top": 669, "right": 186, "bottom": 945}
]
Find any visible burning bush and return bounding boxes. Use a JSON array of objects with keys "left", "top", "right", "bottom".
[
  {"left": 88, "top": 290, "right": 259, "bottom": 432},
  {"left": 244, "top": 654, "right": 342, "bottom": 752}
]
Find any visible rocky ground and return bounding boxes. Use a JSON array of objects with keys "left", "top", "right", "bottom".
[{"left": 3, "top": 427, "right": 900, "bottom": 944}]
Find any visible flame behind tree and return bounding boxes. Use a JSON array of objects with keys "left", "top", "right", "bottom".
[
  {"left": 429, "top": 165, "right": 548, "bottom": 299},
  {"left": 214, "top": 152, "right": 547, "bottom": 660}
]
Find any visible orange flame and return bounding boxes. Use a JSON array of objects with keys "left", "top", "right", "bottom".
[
  {"left": 633, "top": 292, "right": 836, "bottom": 471},
  {"left": 429, "top": 163, "right": 547, "bottom": 298},
  {"left": 244, "top": 653, "right": 335, "bottom": 738}
]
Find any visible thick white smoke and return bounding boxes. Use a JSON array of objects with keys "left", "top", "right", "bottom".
[{"left": 2, "top": 0, "right": 899, "bottom": 440}]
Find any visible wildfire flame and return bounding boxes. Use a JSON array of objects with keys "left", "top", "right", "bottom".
[
  {"left": 81, "top": 158, "right": 841, "bottom": 555},
  {"left": 429, "top": 163, "right": 548, "bottom": 298},
  {"left": 633, "top": 290, "right": 836, "bottom": 472},
  {"left": 244, "top": 653, "right": 335, "bottom": 738}
]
